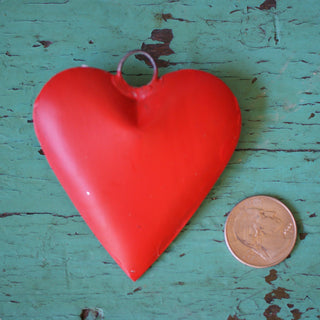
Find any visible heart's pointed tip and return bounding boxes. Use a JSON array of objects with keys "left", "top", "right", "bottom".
[
  {"left": 123, "top": 267, "right": 147, "bottom": 281},
  {"left": 129, "top": 275, "right": 139, "bottom": 282},
  {"left": 126, "top": 270, "right": 143, "bottom": 282}
]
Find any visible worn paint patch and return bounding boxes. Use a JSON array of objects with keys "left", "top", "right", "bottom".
[
  {"left": 80, "top": 308, "right": 104, "bottom": 320},
  {"left": 39, "top": 40, "right": 53, "bottom": 48},
  {"left": 264, "top": 287, "right": 290, "bottom": 304},
  {"left": 263, "top": 305, "right": 282, "bottom": 320},
  {"left": 259, "top": 0, "right": 276, "bottom": 10},
  {"left": 299, "top": 233, "right": 308, "bottom": 240},
  {"left": 265, "top": 269, "right": 278, "bottom": 284},
  {"left": 291, "top": 308, "right": 302, "bottom": 320},
  {"left": 33, "top": 40, "right": 53, "bottom": 48},
  {"left": 227, "top": 315, "right": 245, "bottom": 320},
  {"left": 136, "top": 29, "right": 175, "bottom": 68}
]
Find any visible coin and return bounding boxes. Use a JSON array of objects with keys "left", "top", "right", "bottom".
[{"left": 224, "top": 195, "right": 297, "bottom": 268}]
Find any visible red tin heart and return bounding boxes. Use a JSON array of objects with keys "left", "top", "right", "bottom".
[{"left": 33, "top": 51, "right": 241, "bottom": 280}]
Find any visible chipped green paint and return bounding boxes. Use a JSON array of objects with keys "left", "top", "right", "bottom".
[{"left": 1, "top": 0, "right": 320, "bottom": 319}]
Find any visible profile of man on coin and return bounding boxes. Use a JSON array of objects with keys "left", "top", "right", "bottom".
[{"left": 224, "top": 196, "right": 297, "bottom": 268}]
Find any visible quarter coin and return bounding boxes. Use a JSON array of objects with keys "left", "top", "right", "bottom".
[{"left": 224, "top": 195, "right": 297, "bottom": 268}]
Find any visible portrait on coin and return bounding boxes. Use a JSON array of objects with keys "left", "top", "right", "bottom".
[{"left": 233, "top": 207, "right": 295, "bottom": 261}]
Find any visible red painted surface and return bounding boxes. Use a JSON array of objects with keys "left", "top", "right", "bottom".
[{"left": 33, "top": 66, "right": 241, "bottom": 280}]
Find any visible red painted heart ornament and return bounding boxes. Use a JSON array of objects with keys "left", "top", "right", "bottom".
[{"left": 33, "top": 51, "right": 241, "bottom": 280}]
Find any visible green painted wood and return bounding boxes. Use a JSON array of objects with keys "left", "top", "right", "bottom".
[{"left": 1, "top": 0, "right": 319, "bottom": 319}]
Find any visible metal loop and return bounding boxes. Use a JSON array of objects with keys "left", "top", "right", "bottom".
[{"left": 116, "top": 50, "right": 158, "bottom": 86}]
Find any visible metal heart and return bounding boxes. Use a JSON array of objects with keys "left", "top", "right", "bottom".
[{"left": 33, "top": 53, "right": 241, "bottom": 280}]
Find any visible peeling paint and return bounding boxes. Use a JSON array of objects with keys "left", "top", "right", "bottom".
[
  {"left": 136, "top": 29, "right": 175, "bottom": 68},
  {"left": 265, "top": 269, "right": 278, "bottom": 284},
  {"left": 227, "top": 315, "right": 245, "bottom": 320},
  {"left": 264, "top": 287, "right": 290, "bottom": 304},
  {"left": 299, "top": 233, "right": 308, "bottom": 240},
  {"left": 80, "top": 308, "right": 104, "bottom": 320},
  {"left": 309, "top": 113, "right": 315, "bottom": 119},
  {"left": 263, "top": 305, "right": 282, "bottom": 320},
  {"left": 259, "top": 0, "right": 276, "bottom": 10},
  {"left": 36, "top": 40, "right": 53, "bottom": 48},
  {"left": 291, "top": 308, "right": 302, "bottom": 320}
]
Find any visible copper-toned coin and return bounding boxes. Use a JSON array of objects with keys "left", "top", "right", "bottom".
[{"left": 224, "top": 196, "right": 297, "bottom": 268}]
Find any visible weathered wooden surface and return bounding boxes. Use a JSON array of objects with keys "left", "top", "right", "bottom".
[{"left": 1, "top": 0, "right": 319, "bottom": 319}]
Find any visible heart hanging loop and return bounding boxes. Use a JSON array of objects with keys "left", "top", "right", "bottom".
[{"left": 116, "top": 50, "right": 158, "bottom": 87}]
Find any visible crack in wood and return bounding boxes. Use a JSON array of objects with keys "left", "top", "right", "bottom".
[
  {"left": 127, "top": 286, "right": 142, "bottom": 295},
  {"left": 235, "top": 148, "right": 320, "bottom": 153},
  {"left": 156, "top": 13, "right": 195, "bottom": 23},
  {"left": 0, "top": 212, "right": 79, "bottom": 219},
  {"left": 26, "top": 0, "right": 69, "bottom": 4}
]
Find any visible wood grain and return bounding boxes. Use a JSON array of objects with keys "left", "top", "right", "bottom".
[{"left": 1, "top": 0, "right": 319, "bottom": 319}]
